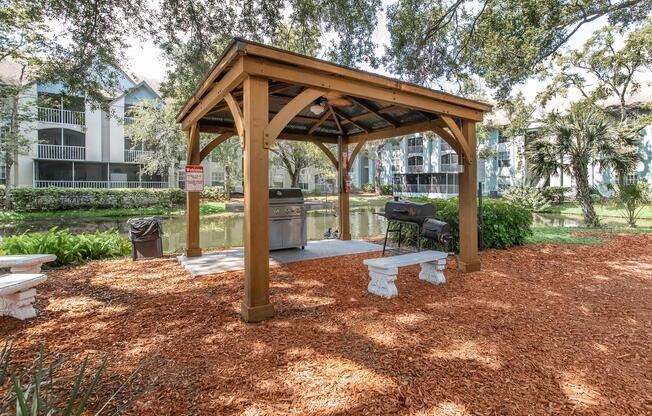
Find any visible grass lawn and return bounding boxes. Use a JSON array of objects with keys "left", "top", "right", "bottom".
[
  {"left": 542, "top": 202, "right": 652, "bottom": 219},
  {"left": 527, "top": 225, "right": 652, "bottom": 244},
  {"left": 0, "top": 201, "right": 225, "bottom": 221}
]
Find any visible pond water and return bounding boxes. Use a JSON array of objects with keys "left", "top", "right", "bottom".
[{"left": 2, "top": 207, "right": 649, "bottom": 252}]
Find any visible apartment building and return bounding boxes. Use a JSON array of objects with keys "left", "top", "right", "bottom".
[{"left": 1, "top": 61, "right": 169, "bottom": 189}]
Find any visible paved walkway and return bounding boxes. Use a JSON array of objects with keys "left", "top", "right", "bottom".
[{"left": 177, "top": 239, "right": 383, "bottom": 277}]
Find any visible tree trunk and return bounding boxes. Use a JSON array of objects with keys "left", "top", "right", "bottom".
[
  {"left": 571, "top": 162, "right": 599, "bottom": 227},
  {"left": 290, "top": 170, "right": 300, "bottom": 188},
  {"left": 374, "top": 147, "right": 383, "bottom": 193},
  {"left": 224, "top": 166, "right": 231, "bottom": 200}
]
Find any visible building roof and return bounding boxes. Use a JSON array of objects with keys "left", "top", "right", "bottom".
[{"left": 176, "top": 38, "right": 492, "bottom": 145}]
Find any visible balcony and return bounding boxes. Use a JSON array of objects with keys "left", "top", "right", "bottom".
[
  {"left": 124, "top": 149, "right": 152, "bottom": 162},
  {"left": 34, "top": 180, "right": 169, "bottom": 189},
  {"left": 440, "top": 141, "right": 454, "bottom": 152},
  {"left": 395, "top": 184, "right": 459, "bottom": 195},
  {"left": 124, "top": 116, "right": 135, "bottom": 125},
  {"left": 38, "top": 144, "right": 85, "bottom": 160},
  {"left": 407, "top": 145, "right": 423, "bottom": 154},
  {"left": 406, "top": 165, "right": 423, "bottom": 173},
  {"left": 37, "top": 107, "right": 85, "bottom": 126},
  {"left": 438, "top": 163, "right": 464, "bottom": 173}
]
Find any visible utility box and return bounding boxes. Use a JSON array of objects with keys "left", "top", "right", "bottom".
[{"left": 127, "top": 217, "right": 164, "bottom": 260}]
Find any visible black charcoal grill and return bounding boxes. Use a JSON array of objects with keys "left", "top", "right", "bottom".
[{"left": 379, "top": 200, "right": 452, "bottom": 255}]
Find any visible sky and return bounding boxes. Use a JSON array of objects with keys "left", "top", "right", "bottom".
[{"left": 123, "top": 3, "right": 631, "bottom": 105}]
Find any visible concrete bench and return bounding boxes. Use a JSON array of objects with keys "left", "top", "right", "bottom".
[
  {"left": 0, "top": 273, "right": 47, "bottom": 320},
  {"left": 0, "top": 254, "right": 57, "bottom": 273},
  {"left": 363, "top": 251, "right": 448, "bottom": 298}
]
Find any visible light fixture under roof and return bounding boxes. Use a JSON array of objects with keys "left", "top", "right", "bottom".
[{"left": 309, "top": 100, "right": 325, "bottom": 115}]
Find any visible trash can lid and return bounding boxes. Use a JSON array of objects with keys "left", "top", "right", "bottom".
[{"left": 127, "top": 217, "right": 163, "bottom": 241}]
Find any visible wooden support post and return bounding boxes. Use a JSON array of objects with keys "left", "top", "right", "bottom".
[
  {"left": 185, "top": 124, "right": 202, "bottom": 257},
  {"left": 458, "top": 120, "right": 480, "bottom": 272},
  {"left": 241, "top": 76, "right": 274, "bottom": 323},
  {"left": 337, "top": 135, "right": 351, "bottom": 240}
]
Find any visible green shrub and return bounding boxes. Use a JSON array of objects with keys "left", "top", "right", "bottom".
[
  {"left": 0, "top": 185, "right": 5, "bottom": 210},
  {"left": 9, "top": 187, "right": 185, "bottom": 212},
  {"left": 503, "top": 184, "right": 550, "bottom": 212},
  {"left": 612, "top": 180, "right": 650, "bottom": 227},
  {"left": 0, "top": 228, "right": 131, "bottom": 266},
  {"left": 540, "top": 186, "right": 570, "bottom": 205},
  {"left": 380, "top": 184, "right": 393, "bottom": 195},
  {"left": 201, "top": 186, "right": 226, "bottom": 200},
  {"left": 361, "top": 183, "right": 375, "bottom": 193},
  {"left": 396, "top": 198, "right": 532, "bottom": 251}
]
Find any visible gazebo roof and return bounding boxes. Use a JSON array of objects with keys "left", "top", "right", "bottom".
[{"left": 176, "top": 38, "right": 492, "bottom": 145}]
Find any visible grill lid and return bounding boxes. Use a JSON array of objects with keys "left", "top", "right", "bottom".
[
  {"left": 269, "top": 188, "right": 304, "bottom": 201},
  {"left": 384, "top": 201, "right": 436, "bottom": 225}
]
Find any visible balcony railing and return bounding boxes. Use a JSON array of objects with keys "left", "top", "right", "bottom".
[
  {"left": 124, "top": 149, "right": 152, "bottom": 162},
  {"left": 38, "top": 144, "right": 85, "bottom": 160},
  {"left": 124, "top": 116, "right": 135, "bottom": 125},
  {"left": 37, "top": 107, "right": 85, "bottom": 126},
  {"left": 407, "top": 145, "right": 423, "bottom": 154},
  {"left": 438, "top": 163, "right": 464, "bottom": 173},
  {"left": 395, "top": 184, "right": 459, "bottom": 195},
  {"left": 34, "top": 180, "right": 169, "bottom": 189},
  {"left": 440, "top": 142, "right": 454, "bottom": 152},
  {"left": 406, "top": 165, "right": 423, "bottom": 173}
]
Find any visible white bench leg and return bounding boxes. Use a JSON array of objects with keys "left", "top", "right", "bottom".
[
  {"left": 367, "top": 266, "right": 399, "bottom": 298},
  {"left": 419, "top": 258, "right": 447, "bottom": 285},
  {"left": 0, "top": 288, "right": 38, "bottom": 320}
]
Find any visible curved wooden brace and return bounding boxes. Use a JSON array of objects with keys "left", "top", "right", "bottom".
[
  {"left": 348, "top": 140, "right": 366, "bottom": 172},
  {"left": 312, "top": 140, "right": 338, "bottom": 170},
  {"left": 224, "top": 93, "right": 244, "bottom": 147},
  {"left": 200, "top": 132, "right": 233, "bottom": 162},
  {"left": 431, "top": 125, "right": 462, "bottom": 155},
  {"left": 186, "top": 122, "right": 200, "bottom": 164},
  {"left": 440, "top": 115, "right": 474, "bottom": 164},
  {"left": 264, "top": 88, "right": 325, "bottom": 148}
]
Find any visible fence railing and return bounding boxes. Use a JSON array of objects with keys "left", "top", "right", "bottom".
[
  {"left": 37, "top": 107, "right": 85, "bottom": 126},
  {"left": 406, "top": 165, "right": 424, "bottom": 173},
  {"left": 438, "top": 163, "right": 464, "bottom": 173},
  {"left": 124, "top": 149, "right": 152, "bottom": 162},
  {"left": 407, "top": 145, "right": 423, "bottom": 154},
  {"left": 34, "top": 180, "right": 169, "bottom": 189},
  {"left": 395, "top": 184, "right": 459, "bottom": 195},
  {"left": 37, "top": 144, "right": 85, "bottom": 160}
]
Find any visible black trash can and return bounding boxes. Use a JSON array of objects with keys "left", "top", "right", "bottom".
[{"left": 127, "top": 217, "right": 163, "bottom": 260}]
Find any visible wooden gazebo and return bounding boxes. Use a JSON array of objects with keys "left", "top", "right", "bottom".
[{"left": 176, "top": 38, "right": 492, "bottom": 322}]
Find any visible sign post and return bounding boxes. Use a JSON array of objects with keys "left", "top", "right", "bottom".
[{"left": 185, "top": 165, "right": 204, "bottom": 192}]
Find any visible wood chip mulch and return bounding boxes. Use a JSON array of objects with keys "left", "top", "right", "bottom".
[{"left": 1, "top": 234, "right": 651, "bottom": 415}]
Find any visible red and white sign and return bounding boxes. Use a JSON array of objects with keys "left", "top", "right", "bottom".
[{"left": 185, "top": 165, "right": 204, "bottom": 192}]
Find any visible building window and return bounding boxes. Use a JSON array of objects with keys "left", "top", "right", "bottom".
[
  {"left": 299, "top": 182, "right": 309, "bottom": 190},
  {"left": 391, "top": 164, "right": 399, "bottom": 172},
  {"left": 212, "top": 171, "right": 225, "bottom": 186},
  {"left": 623, "top": 173, "right": 639, "bottom": 185},
  {"left": 408, "top": 156, "right": 423, "bottom": 166},
  {"left": 498, "top": 130, "right": 507, "bottom": 143},
  {"left": 440, "top": 153, "right": 458, "bottom": 165},
  {"left": 497, "top": 151, "right": 510, "bottom": 167}
]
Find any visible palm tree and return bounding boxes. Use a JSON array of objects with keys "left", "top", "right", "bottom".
[{"left": 526, "top": 104, "right": 641, "bottom": 227}]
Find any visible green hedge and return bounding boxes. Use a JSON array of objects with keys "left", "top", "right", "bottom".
[
  {"left": 380, "top": 184, "right": 393, "bottom": 196},
  {"left": 201, "top": 186, "right": 226, "bottom": 200},
  {"left": 0, "top": 228, "right": 131, "bottom": 266},
  {"left": 395, "top": 197, "right": 533, "bottom": 251},
  {"left": 9, "top": 187, "right": 186, "bottom": 212},
  {"left": 0, "top": 185, "right": 4, "bottom": 210},
  {"left": 361, "top": 183, "right": 375, "bottom": 193}
]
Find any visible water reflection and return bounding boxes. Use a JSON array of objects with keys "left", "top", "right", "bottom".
[
  {"left": 0, "top": 207, "right": 389, "bottom": 252},
  {"left": 2, "top": 208, "right": 649, "bottom": 253}
]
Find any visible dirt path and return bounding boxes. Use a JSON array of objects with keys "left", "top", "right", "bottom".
[{"left": 2, "top": 234, "right": 651, "bottom": 415}]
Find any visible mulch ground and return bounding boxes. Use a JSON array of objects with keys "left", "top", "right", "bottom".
[{"left": 1, "top": 234, "right": 652, "bottom": 415}]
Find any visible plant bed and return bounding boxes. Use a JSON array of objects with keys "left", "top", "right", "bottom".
[{"left": 1, "top": 234, "right": 651, "bottom": 414}]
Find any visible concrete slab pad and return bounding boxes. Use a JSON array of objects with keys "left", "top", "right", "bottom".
[{"left": 177, "top": 239, "right": 382, "bottom": 277}]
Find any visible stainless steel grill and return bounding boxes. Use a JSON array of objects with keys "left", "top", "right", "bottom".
[{"left": 268, "top": 188, "right": 307, "bottom": 250}]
